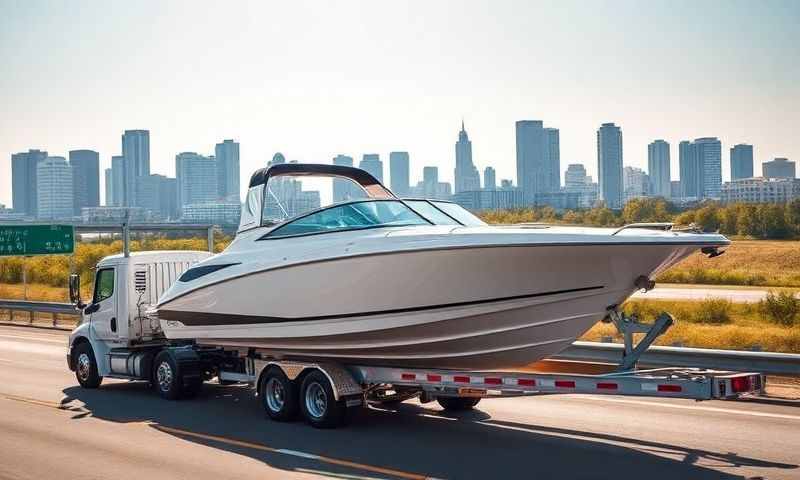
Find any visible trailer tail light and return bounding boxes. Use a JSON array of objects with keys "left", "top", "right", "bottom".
[
  {"left": 657, "top": 384, "right": 682, "bottom": 393},
  {"left": 596, "top": 382, "right": 618, "bottom": 390},
  {"left": 555, "top": 380, "right": 575, "bottom": 388},
  {"left": 484, "top": 377, "right": 502, "bottom": 385},
  {"left": 454, "top": 375, "right": 470, "bottom": 383},
  {"left": 426, "top": 374, "right": 441, "bottom": 382},
  {"left": 731, "top": 376, "right": 751, "bottom": 393},
  {"left": 401, "top": 373, "right": 416, "bottom": 381},
  {"left": 518, "top": 378, "right": 536, "bottom": 387}
]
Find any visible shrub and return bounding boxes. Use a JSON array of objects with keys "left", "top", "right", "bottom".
[
  {"left": 692, "top": 298, "right": 732, "bottom": 324},
  {"left": 758, "top": 291, "right": 800, "bottom": 326}
]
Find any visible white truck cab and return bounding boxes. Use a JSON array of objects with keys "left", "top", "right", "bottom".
[{"left": 67, "top": 251, "right": 212, "bottom": 382}]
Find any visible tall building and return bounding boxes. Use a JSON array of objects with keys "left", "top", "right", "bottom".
[
  {"left": 104, "top": 168, "right": 114, "bottom": 207},
  {"left": 564, "top": 164, "right": 589, "bottom": 192},
  {"left": 110, "top": 155, "right": 125, "bottom": 206},
  {"left": 678, "top": 140, "right": 697, "bottom": 199},
  {"left": 410, "top": 166, "right": 451, "bottom": 200},
  {"left": 763, "top": 158, "right": 796, "bottom": 179},
  {"left": 623, "top": 166, "right": 650, "bottom": 203},
  {"left": 215, "top": 139, "right": 240, "bottom": 201},
  {"left": 11, "top": 149, "right": 47, "bottom": 216},
  {"left": 647, "top": 140, "right": 671, "bottom": 198},
  {"left": 597, "top": 123, "right": 623, "bottom": 209},
  {"left": 730, "top": 144, "right": 754, "bottom": 180},
  {"left": 389, "top": 151, "right": 410, "bottom": 196},
  {"left": 332, "top": 154, "right": 361, "bottom": 202},
  {"left": 176, "top": 152, "right": 218, "bottom": 211},
  {"left": 454, "top": 122, "right": 480, "bottom": 193},
  {"left": 121, "top": 130, "right": 150, "bottom": 207},
  {"left": 516, "top": 120, "right": 560, "bottom": 201},
  {"left": 36, "top": 156, "right": 74, "bottom": 219},
  {"left": 136, "top": 174, "right": 178, "bottom": 219},
  {"left": 722, "top": 177, "right": 800, "bottom": 204},
  {"left": 483, "top": 167, "right": 496, "bottom": 190},
  {"left": 694, "top": 137, "right": 723, "bottom": 199},
  {"left": 359, "top": 154, "right": 383, "bottom": 183},
  {"left": 69, "top": 149, "right": 100, "bottom": 215}
]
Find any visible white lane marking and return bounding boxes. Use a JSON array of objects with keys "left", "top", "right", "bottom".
[
  {"left": 275, "top": 449, "right": 321, "bottom": 460},
  {"left": 580, "top": 396, "right": 800, "bottom": 421}
]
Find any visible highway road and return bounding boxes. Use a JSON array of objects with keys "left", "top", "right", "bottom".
[
  {"left": 632, "top": 286, "right": 792, "bottom": 303},
  {"left": 1, "top": 324, "right": 798, "bottom": 480}
]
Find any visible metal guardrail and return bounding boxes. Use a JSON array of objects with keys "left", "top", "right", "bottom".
[
  {"left": 1, "top": 300, "right": 799, "bottom": 376},
  {"left": 0, "top": 300, "right": 77, "bottom": 328},
  {"left": 553, "top": 341, "right": 800, "bottom": 377}
]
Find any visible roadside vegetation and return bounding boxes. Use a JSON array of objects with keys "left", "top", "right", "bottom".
[{"left": 581, "top": 297, "right": 800, "bottom": 353}]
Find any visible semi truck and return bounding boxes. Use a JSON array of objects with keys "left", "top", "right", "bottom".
[{"left": 67, "top": 250, "right": 765, "bottom": 429}]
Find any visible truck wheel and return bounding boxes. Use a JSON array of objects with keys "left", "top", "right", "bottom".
[
  {"left": 74, "top": 342, "right": 102, "bottom": 388},
  {"left": 299, "top": 370, "right": 348, "bottom": 429},
  {"left": 153, "top": 351, "right": 183, "bottom": 400},
  {"left": 259, "top": 366, "right": 299, "bottom": 421},
  {"left": 437, "top": 397, "right": 481, "bottom": 411}
]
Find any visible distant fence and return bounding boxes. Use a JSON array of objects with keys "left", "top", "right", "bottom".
[{"left": 2, "top": 299, "right": 799, "bottom": 377}]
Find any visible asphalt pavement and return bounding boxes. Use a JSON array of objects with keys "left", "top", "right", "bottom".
[{"left": 1, "top": 324, "right": 798, "bottom": 480}]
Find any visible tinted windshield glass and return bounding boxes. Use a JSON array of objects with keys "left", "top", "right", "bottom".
[
  {"left": 404, "top": 200, "right": 460, "bottom": 226},
  {"left": 432, "top": 202, "right": 487, "bottom": 226},
  {"left": 263, "top": 174, "right": 369, "bottom": 225},
  {"left": 267, "top": 200, "right": 428, "bottom": 238}
]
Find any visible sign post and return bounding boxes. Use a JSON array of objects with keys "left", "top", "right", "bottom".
[{"left": 0, "top": 225, "right": 75, "bottom": 256}]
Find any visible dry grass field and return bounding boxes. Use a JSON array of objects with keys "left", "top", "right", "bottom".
[{"left": 658, "top": 239, "right": 800, "bottom": 287}]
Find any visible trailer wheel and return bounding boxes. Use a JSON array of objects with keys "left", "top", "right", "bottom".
[
  {"left": 299, "top": 370, "right": 348, "bottom": 429},
  {"left": 74, "top": 342, "right": 102, "bottom": 389},
  {"left": 437, "top": 396, "right": 481, "bottom": 411},
  {"left": 153, "top": 351, "right": 184, "bottom": 400},
  {"left": 259, "top": 366, "right": 299, "bottom": 421}
]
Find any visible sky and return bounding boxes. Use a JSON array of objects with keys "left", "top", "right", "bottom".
[{"left": 1, "top": 0, "right": 798, "bottom": 206}]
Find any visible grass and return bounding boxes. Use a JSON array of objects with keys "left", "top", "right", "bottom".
[
  {"left": 580, "top": 298, "right": 800, "bottom": 353},
  {"left": 657, "top": 239, "right": 800, "bottom": 287}
]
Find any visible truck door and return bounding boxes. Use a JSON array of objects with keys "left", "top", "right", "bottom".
[{"left": 89, "top": 267, "right": 118, "bottom": 341}]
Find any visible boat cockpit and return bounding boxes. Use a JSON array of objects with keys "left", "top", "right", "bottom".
[{"left": 237, "top": 163, "right": 485, "bottom": 238}]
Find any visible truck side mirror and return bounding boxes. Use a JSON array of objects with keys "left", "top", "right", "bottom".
[{"left": 69, "top": 274, "right": 85, "bottom": 310}]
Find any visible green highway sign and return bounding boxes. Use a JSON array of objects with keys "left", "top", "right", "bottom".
[{"left": 0, "top": 224, "right": 75, "bottom": 256}]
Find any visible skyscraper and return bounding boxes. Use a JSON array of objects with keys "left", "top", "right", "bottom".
[
  {"left": 516, "top": 120, "right": 560, "bottom": 202},
  {"left": 564, "top": 164, "right": 589, "bottom": 192},
  {"left": 597, "top": 123, "right": 623, "bottom": 209},
  {"left": 762, "top": 158, "right": 796, "bottom": 178},
  {"left": 679, "top": 140, "right": 698, "bottom": 199},
  {"left": 69, "top": 149, "right": 100, "bottom": 215},
  {"left": 647, "top": 140, "right": 671, "bottom": 198},
  {"left": 483, "top": 166, "right": 496, "bottom": 190},
  {"left": 389, "top": 151, "right": 410, "bottom": 196},
  {"left": 121, "top": 130, "right": 150, "bottom": 207},
  {"left": 36, "top": 156, "right": 74, "bottom": 219},
  {"left": 623, "top": 166, "right": 650, "bottom": 203},
  {"left": 215, "top": 139, "right": 240, "bottom": 201},
  {"left": 104, "top": 168, "right": 113, "bottom": 207},
  {"left": 11, "top": 149, "right": 47, "bottom": 216},
  {"left": 359, "top": 154, "right": 383, "bottom": 183},
  {"left": 694, "top": 137, "right": 722, "bottom": 199},
  {"left": 111, "top": 155, "right": 125, "bottom": 206},
  {"left": 454, "top": 122, "right": 480, "bottom": 193},
  {"left": 176, "top": 152, "right": 218, "bottom": 211},
  {"left": 730, "top": 144, "right": 754, "bottom": 180}
]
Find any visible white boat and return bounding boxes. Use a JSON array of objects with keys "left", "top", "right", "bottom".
[{"left": 154, "top": 163, "right": 729, "bottom": 370}]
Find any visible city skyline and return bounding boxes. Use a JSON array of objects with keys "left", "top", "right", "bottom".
[{"left": 1, "top": 1, "right": 798, "bottom": 206}]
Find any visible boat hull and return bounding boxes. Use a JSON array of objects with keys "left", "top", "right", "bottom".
[{"left": 157, "top": 242, "right": 695, "bottom": 369}]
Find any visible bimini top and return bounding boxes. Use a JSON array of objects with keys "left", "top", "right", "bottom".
[{"left": 238, "top": 163, "right": 396, "bottom": 233}]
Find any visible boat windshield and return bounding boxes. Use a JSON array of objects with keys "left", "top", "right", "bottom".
[
  {"left": 263, "top": 174, "right": 371, "bottom": 226},
  {"left": 266, "top": 200, "right": 429, "bottom": 238}
]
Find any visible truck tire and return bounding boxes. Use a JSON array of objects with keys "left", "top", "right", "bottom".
[
  {"left": 74, "top": 342, "right": 102, "bottom": 389},
  {"left": 259, "top": 366, "right": 299, "bottom": 421},
  {"left": 299, "top": 370, "right": 349, "bottom": 429},
  {"left": 437, "top": 396, "right": 481, "bottom": 411},
  {"left": 153, "top": 351, "right": 184, "bottom": 400}
]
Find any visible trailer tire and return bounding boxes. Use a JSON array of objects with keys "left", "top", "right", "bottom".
[
  {"left": 437, "top": 396, "right": 481, "bottom": 411},
  {"left": 74, "top": 342, "right": 102, "bottom": 389},
  {"left": 153, "top": 351, "right": 183, "bottom": 400},
  {"left": 259, "top": 366, "right": 299, "bottom": 421},
  {"left": 299, "top": 370, "right": 348, "bottom": 429}
]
